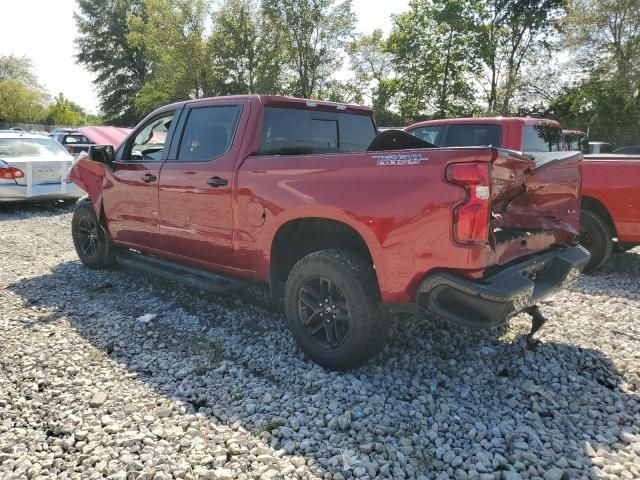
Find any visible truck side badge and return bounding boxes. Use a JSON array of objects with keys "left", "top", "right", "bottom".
[{"left": 373, "top": 154, "right": 426, "bottom": 166}]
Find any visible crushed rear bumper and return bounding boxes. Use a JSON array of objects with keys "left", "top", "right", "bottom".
[{"left": 417, "top": 245, "right": 590, "bottom": 328}]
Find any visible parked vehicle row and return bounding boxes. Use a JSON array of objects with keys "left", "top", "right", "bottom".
[
  {"left": 0, "top": 127, "right": 131, "bottom": 204},
  {"left": 69, "top": 95, "right": 589, "bottom": 369},
  {"left": 0, "top": 132, "right": 83, "bottom": 203}
]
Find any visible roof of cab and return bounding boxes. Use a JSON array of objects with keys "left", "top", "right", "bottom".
[
  {"left": 406, "top": 116, "right": 561, "bottom": 130},
  {"left": 154, "top": 94, "right": 373, "bottom": 117}
]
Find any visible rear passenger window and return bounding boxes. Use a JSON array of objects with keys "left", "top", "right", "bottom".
[
  {"left": 177, "top": 105, "right": 242, "bottom": 161},
  {"left": 259, "top": 107, "right": 376, "bottom": 155},
  {"left": 442, "top": 124, "right": 502, "bottom": 147}
]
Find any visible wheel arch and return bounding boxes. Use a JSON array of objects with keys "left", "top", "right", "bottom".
[
  {"left": 269, "top": 217, "right": 381, "bottom": 301},
  {"left": 581, "top": 195, "right": 617, "bottom": 237}
]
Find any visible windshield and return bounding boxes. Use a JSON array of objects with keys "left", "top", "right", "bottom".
[
  {"left": 523, "top": 125, "right": 562, "bottom": 152},
  {"left": 0, "top": 137, "right": 70, "bottom": 159}
]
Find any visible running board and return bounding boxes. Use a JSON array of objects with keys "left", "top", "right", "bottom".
[{"left": 116, "top": 250, "right": 248, "bottom": 293}]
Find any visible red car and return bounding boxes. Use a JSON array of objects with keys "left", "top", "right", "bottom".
[
  {"left": 69, "top": 96, "right": 589, "bottom": 369},
  {"left": 406, "top": 117, "right": 640, "bottom": 271},
  {"left": 53, "top": 126, "right": 131, "bottom": 157}
]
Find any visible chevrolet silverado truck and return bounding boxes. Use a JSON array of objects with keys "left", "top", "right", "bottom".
[
  {"left": 406, "top": 117, "right": 640, "bottom": 272},
  {"left": 69, "top": 96, "right": 589, "bottom": 370}
]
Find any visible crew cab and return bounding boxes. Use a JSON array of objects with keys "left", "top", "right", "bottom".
[
  {"left": 406, "top": 117, "right": 639, "bottom": 271},
  {"left": 69, "top": 96, "right": 589, "bottom": 369}
]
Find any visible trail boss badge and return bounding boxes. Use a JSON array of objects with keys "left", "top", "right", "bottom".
[{"left": 373, "top": 153, "right": 426, "bottom": 166}]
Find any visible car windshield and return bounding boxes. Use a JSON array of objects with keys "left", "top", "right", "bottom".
[
  {"left": 0, "top": 137, "right": 70, "bottom": 158},
  {"left": 590, "top": 143, "right": 614, "bottom": 154}
]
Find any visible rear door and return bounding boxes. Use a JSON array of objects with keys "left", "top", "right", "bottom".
[
  {"left": 101, "top": 110, "right": 178, "bottom": 248},
  {"left": 156, "top": 99, "right": 249, "bottom": 267}
]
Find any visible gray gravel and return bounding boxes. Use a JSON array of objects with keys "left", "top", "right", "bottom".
[{"left": 1, "top": 202, "right": 639, "bottom": 480}]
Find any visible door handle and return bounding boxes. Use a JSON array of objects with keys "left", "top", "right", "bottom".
[
  {"left": 207, "top": 177, "right": 228, "bottom": 187},
  {"left": 141, "top": 173, "right": 157, "bottom": 183}
]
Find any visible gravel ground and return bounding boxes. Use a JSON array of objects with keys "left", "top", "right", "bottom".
[{"left": 1, "top": 202, "right": 639, "bottom": 480}]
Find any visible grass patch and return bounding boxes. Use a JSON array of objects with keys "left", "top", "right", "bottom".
[
  {"left": 196, "top": 338, "right": 224, "bottom": 365},
  {"left": 263, "top": 420, "right": 284, "bottom": 433}
]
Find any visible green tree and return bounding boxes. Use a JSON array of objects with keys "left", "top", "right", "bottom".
[
  {"left": 0, "top": 55, "right": 42, "bottom": 90},
  {"left": 386, "top": 0, "right": 479, "bottom": 122},
  {"left": 45, "top": 93, "right": 84, "bottom": 126},
  {"left": 208, "top": 0, "right": 285, "bottom": 95},
  {"left": 549, "top": 0, "right": 640, "bottom": 145},
  {"left": 263, "top": 0, "right": 356, "bottom": 98},
  {"left": 129, "top": 0, "right": 218, "bottom": 114},
  {"left": 477, "top": 0, "right": 564, "bottom": 114},
  {"left": 0, "top": 54, "right": 47, "bottom": 123},
  {"left": 563, "top": 0, "right": 640, "bottom": 82},
  {"left": 0, "top": 80, "right": 46, "bottom": 123},
  {"left": 347, "top": 30, "right": 400, "bottom": 125},
  {"left": 75, "top": 0, "right": 151, "bottom": 124}
]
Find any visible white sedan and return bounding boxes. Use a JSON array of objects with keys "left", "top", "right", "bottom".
[{"left": 0, "top": 132, "right": 84, "bottom": 203}]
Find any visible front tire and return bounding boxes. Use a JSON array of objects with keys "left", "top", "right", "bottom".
[
  {"left": 284, "top": 250, "right": 388, "bottom": 370},
  {"left": 579, "top": 209, "right": 612, "bottom": 273},
  {"left": 72, "top": 199, "right": 116, "bottom": 269}
]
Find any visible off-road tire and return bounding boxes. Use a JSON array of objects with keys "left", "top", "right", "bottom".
[
  {"left": 580, "top": 209, "right": 612, "bottom": 273},
  {"left": 284, "top": 249, "right": 388, "bottom": 370},
  {"left": 72, "top": 199, "right": 116, "bottom": 269}
]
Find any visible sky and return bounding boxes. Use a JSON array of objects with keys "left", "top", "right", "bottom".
[{"left": 0, "top": 0, "right": 410, "bottom": 114}]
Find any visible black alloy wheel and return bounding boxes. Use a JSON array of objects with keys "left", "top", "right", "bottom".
[
  {"left": 75, "top": 215, "right": 100, "bottom": 259},
  {"left": 298, "top": 276, "right": 351, "bottom": 350}
]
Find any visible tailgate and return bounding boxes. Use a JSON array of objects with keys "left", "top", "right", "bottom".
[{"left": 491, "top": 150, "right": 582, "bottom": 243}]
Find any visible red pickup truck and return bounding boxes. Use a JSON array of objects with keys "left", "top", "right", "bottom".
[
  {"left": 69, "top": 96, "right": 589, "bottom": 369},
  {"left": 406, "top": 117, "right": 640, "bottom": 271}
]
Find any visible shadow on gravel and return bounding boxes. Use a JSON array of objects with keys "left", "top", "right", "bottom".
[
  {"left": 0, "top": 200, "right": 75, "bottom": 221},
  {"left": 8, "top": 260, "right": 640, "bottom": 479},
  {"left": 574, "top": 249, "right": 640, "bottom": 300}
]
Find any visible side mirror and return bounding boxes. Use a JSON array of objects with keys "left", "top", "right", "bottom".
[{"left": 88, "top": 145, "right": 115, "bottom": 164}]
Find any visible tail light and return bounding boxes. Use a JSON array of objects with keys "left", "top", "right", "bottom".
[
  {"left": 446, "top": 162, "right": 491, "bottom": 244},
  {"left": 0, "top": 166, "right": 25, "bottom": 181}
]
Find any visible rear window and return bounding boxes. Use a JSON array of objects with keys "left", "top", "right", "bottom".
[
  {"left": 410, "top": 125, "right": 442, "bottom": 144},
  {"left": 523, "top": 125, "right": 562, "bottom": 152},
  {"left": 0, "top": 137, "right": 69, "bottom": 158},
  {"left": 259, "top": 107, "right": 376, "bottom": 155},
  {"left": 64, "top": 135, "right": 91, "bottom": 144},
  {"left": 442, "top": 124, "right": 502, "bottom": 147}
]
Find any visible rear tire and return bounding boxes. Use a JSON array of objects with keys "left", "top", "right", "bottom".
[
  {"left": 72, "top": 199, "right": 116, "bottom": 269},
  {"left": 284, "top": 249, "right": 388, "bottom": 370},
  {"left": 579, "top": 209, "right": 612, "bottom": 272}
]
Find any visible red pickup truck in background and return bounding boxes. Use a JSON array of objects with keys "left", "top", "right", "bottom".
[
  {"left": 406, "top": 117, "right": 640, "bottom": 272},
  {"left": 69, "top": 96, "right": 589, "bottom": 369}
]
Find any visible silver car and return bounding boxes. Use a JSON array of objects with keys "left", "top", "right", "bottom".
[{"left": 0, "top": 132, "right": 84, "bottom": 203}]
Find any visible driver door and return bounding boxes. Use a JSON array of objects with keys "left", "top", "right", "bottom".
[{"left": 102, "top": 109, "right": 179, "bottom": 249}]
